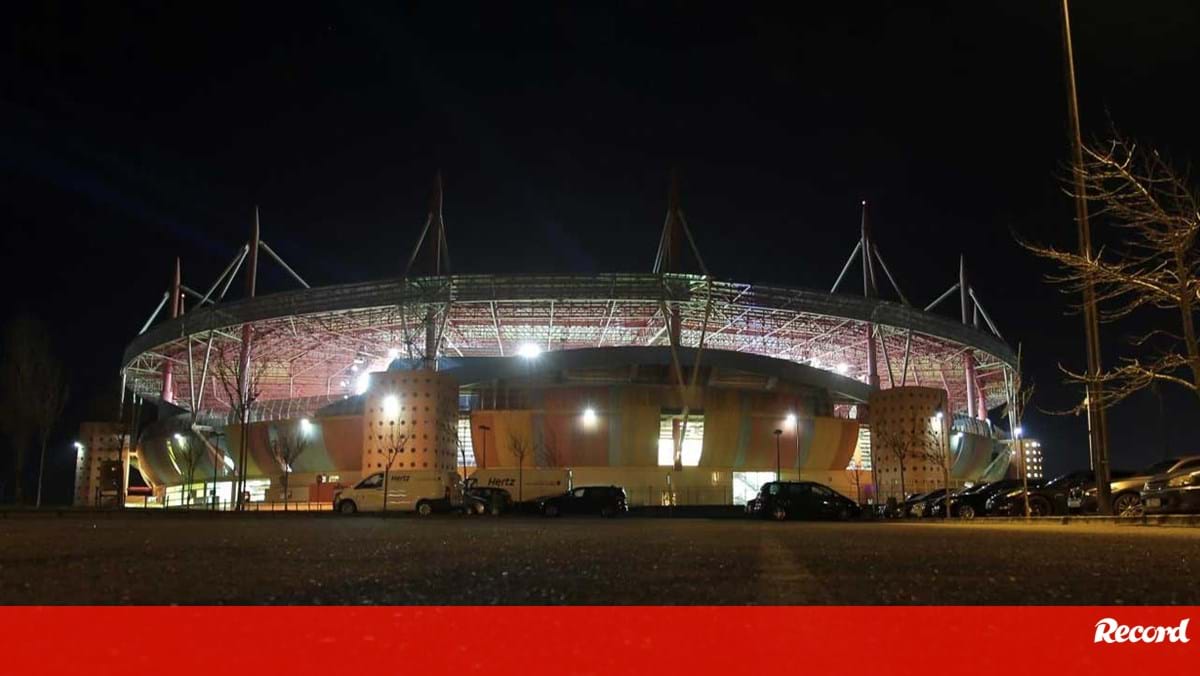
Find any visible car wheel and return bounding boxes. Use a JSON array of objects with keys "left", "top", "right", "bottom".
[
  {"left": 1113, "top": 492, "right": 1140, "bottom": 515},
  {"left": 544, "top": 504, "right": 560, "bottom": 517},
  {"left": 472, "top": 502, "right": 487, "bottom": 515},
  {"left": 959, "top": 504, "right": 976, "bottom": 520},
  {"left": 337, "top": 500, "right": 357, "bottom": 515},
  {"left": 416, "top": 501, "right": 433, "bottom": 517},
  {"left": 771, "top": 505, "right": 788, "bottom": 521},
  {"left": 1028, "top": 496, "right": 1051, "bottom": 516}
]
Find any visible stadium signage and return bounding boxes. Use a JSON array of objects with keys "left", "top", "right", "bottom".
[{"left": 1093, "top": 618, "right": 1190, "bottom": 644}]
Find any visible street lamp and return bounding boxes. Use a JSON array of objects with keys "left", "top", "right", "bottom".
[
  {"left": 383, "top": 394, "right": 400, "bottom": 417},
  {"left": 517, "top": 343, "right": 542, "bottom": 360},
  {"left": 582, "top": 407, "right": 597, "bottom": 428},
  {"left": 299, "top": 418, "right": 313, "bottom": 436},
  {"left": 773, "top": 428, "right": 783, "bottom": 481}
]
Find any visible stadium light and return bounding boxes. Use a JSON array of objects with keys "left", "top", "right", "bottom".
[
  {"left": 355, "top": 371, "right": 371, "bottom": 395},
  {"left": 785, "top": 413, "right": 796, "bottom": 427},
  {"left": 383, "top": 395, "right": 400, "bottom": 417},
  {"left": 387, "top": 347, "right": 400, "bottom": 360},
  {"left": 582, "top": 407, "right": 597, "bottom": 427},
  {"left": 835, "top": 362, "right": 849, "bottom": 375},
  {"left": 1013, "top": 426, "right": 1024, "bottom": 439},
  {"left": 300, "top": 418, "right": 313, "bottom": 436},
  {"left": 517, "top": 343, "right": 542, "bottom": 359},
  {"left": 73, "top": 441, "right": 84, "bottom": 453},
  {"left": 174, "top": 433, "right": 185, "bottom": 443}
]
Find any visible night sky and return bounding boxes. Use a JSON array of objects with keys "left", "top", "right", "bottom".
[{"left": 4, "top": 1, "right": 1199, "bottom": 504}]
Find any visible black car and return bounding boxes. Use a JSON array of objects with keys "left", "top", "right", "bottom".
[
  {"left": 932, "top": 479, "right": 1028, "bottom": 519},
  {"left": 987, "top": 470, "right": 1132, "bottom": 516},
  {"left": 907, "top": 488, "right": 950, "bottom": 518},
  {"left": 539, "top": 485, "right": 628, "bottom": 517},
  {"left": 464, "top": 485, "right": 514, "bottom": 515},
  {"left": 754, "top": 481, "right": 860, "bottom": 521}
]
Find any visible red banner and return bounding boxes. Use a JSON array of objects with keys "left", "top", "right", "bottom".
[{"left": 2, "top": 607, "right": 1193, "bottom": 674}]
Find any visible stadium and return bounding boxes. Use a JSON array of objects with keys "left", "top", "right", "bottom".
[{"left": 94, "top": 183, "right": 1020, "bottom": 509}]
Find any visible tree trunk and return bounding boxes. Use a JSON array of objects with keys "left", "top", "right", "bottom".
[{"left": 35, "top": 437, "right": 47, "bottom": 508}]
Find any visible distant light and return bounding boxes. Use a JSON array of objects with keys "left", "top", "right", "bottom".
[
  {"left": 785, "top": 413, "right": 797, "bottom": 427},
  {"left": 835, "top": 362, "right": 849, "bottom": 375},
  {"left": 353, "top": 356, "right": 365, "bottom": 364},
  {"left": 350, "top": 363, "right": 359, "bottom": 372},
  {"left": 383, "top": 395, "right": 400, "bottom": 417},
  {"left": 387, "top": 348, "right": 400, "bottom": 360},
  {"left": 810, "top": 358, "right": 823, "bottom": 370},
  {"left": 73, "top": 441, "right": 84, "bottom": 452},
  {"left": 935, "top": 410, "right": 944, "bottom": 420},
  {"left": 1014, "top": 426, "right": 1024, "bottom": 438},
  {"left": 173, "top": 433, "right": 185, "bottom": 442},
  {"left": 517, "top": 343, "right": 542, "bottom": 359},
  {"left": 582, "top": 407, "right": 597, "bottom": 427},
  {"left": 300, "top": 418, "right": 313, "bottom": 436},
  {"left": 355, "top": 372, "right": 371, "bottom": 395},
  {"left": 340, "top": 379, "right": 348, "bottom": 387}
]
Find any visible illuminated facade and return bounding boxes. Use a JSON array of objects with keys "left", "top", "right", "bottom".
[
  {"left": 116, "top": 187, "right": 1020, "bottom": 507},
  {"left": 73, "top": 422, "right": 130, "bottom": 506}
]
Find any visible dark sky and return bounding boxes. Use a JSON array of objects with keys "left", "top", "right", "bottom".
[{"left": 3, "top": 1, "right": 1199, "bottom": 503}]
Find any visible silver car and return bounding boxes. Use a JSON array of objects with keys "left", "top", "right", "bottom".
[{"left": 1141, "top": 456, "right": 1200, "bottom": 514}]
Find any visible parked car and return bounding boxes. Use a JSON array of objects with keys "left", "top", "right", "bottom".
[
  {"left": 987, "top": 469, "right": 1137, "bottom": 516},
  {"left": 908, "top": 489, "right": 949, "bottom": 518},
  {"left": 745, "top": 495, "right": 762, "bottom": 516},
  {"left": 932, "top": 479, "right": 1029, "bottom": 519},
  {"left": 1071, "top": 458, "right": 1194, "bottom": 514},
  {"left": 464, "top": 485, "right": 514, "bottom": 515},
  {"left": 753, "top": 481, "right": 860, "bottom": 521},
  {"left": 1141, "top": 455, "right": 1200, "bottom": 515},
  {"left": 538, "top": 485, "right": 628, "bottom": 517}
]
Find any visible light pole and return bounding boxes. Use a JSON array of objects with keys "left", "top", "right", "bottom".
[
  {"left": 773, "top": 428, "right": 783, "bottom": 481},
  {"left": 1015, "top": 425, "right": 1030, "bottom": 518},
  {"left": 786, "top": 413, "right": 798, "bottom": 479},
  {"left": 382, "top": 395, "right": 399, "bottom": 514}
]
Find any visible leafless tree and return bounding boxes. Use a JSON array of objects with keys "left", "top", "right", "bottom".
[
  {"left": 270, "top": 419, "right": 311, "bottom": 511},
  {"left": 214, "top": 342, "right": 268, "bottom": 510},
  {"left": 380, "top": 427, "right": 409, "bottom": 514},
  {"left": 874, "top": 428, "right": 912, "bottom": 505},
  {"left": 920, "top": 423, "right": 953, "bottom": 519},
  {"left": 1021, "top": 133, "right": 1200, "bottom": 411},
  {"left": 0, "top": 317, "right": 68, "bottom": 507},
  {"left": 172, "top": 434, "right": 204, "bottom": 508},
  {"left": 845, "top": 461, "right": 865, "bottom": 505},
  {"left": 509, "top": 432, "right": 530, "bottom": 502},
  {"left": 539, "top": 428, "right": 565, "bottom": 468}
]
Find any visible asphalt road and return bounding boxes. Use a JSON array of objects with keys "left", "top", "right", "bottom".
[{"left": 2, "top": 514, "right": 1197, "bottom": 604}]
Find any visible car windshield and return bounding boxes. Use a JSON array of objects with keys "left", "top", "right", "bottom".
[{"left": 1141, "top": 459, "right": 1179, "bottom": 475}]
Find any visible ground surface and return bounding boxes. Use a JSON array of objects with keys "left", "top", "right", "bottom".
[{"left": 2, "top": 514, "right": 1197, "bottom": 604}]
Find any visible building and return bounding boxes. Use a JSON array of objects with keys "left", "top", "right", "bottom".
[
  {"left": 116, "top": 183, "right": 1020, "bottom": 507},
  {"left": 73, "top": 422, "right": 130, "bottom": 506}
]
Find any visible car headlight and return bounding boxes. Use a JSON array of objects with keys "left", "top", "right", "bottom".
[{"left": 1167, "top": 473, "right": 1200, "bottom": 488}]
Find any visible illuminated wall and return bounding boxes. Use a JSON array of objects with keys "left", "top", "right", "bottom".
[
  {"left": 868, "top": 386, "right": 951, "bottom": 501},
  {"left": 360, "top": 369, "right": 459, "bottom": 474},
  {"left": 74, "top": 422, "right": 129, "bottom": 506}
]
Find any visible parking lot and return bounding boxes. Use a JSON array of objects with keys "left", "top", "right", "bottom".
[{"left": 3, "top": 513, "right": 1198, "bottom": 604}]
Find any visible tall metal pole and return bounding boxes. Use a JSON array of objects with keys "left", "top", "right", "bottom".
[
  {"left": 1061, "top": 0, "right": 1112, "bottom": 514},
  {"left": 861, "top": 201, "right": 879, "bottom": 388},
  {"left": 960, "top": 256, "right": 979, "bottom": 419},
  {"left": 773, "top": 429, "right": 782, "bottom": 481},
  {"left": 161, "top": 258, "right": 182, "bottom": 403},
  {"left": 235, "top": 209, "right": 260, "bottom": 510}
]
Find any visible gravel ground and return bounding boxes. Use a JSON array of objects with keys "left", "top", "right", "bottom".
[{"left": 2, "top": 514, "right": 1197, "bottom": 604}]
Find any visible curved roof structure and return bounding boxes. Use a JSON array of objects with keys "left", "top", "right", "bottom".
[{"left": 122, "top": 271, "right": 1016, "bottom": 416}]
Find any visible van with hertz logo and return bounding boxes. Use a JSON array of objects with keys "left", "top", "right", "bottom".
[
  {"left": 466, "top": 468, "right": 572, "bottom": 503},
  {"left": 334, "top": 470, "right": 463, "bottom": 515}
]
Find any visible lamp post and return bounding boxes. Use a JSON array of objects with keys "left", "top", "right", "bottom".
[
  {"left": 773, "top": 429, "right": 783, "bottom": 481},
  {"left": 786, "top": 413, "right": 798, "bottom": 479}
]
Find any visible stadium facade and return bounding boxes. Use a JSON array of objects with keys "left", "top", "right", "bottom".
[{"left": 89, "top": 181, "right": 1022, "bottom": 508}]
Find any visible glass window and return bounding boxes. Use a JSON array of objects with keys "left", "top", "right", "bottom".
[
  {"left": 572, "top": 488, "right": 587, "bottom": 498},
  {"left": 657, "top": 413, "right": 704, "bottom": 466},
  {"left": 789, "top": 484, "right": 811, "bottom": 496},
  {"left": 356, "top": 473, "right": 383, "bottom": 489},
  {"left": 768, "top": 484, "right": 780, "bottom": 496},
  {"left": 812, "top": 485, "right": 834, "bottom": 497}
]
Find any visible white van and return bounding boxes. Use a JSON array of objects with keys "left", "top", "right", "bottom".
[
  {"left": 466, "top": 468, "right": 571, "bottom": 502},
  {"left": 334, "top": 470, "right": 463, "bottom": 516}
]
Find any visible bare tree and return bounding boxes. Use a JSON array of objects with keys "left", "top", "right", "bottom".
[
  {"left": 1021, "top": 133, "right": 1200, "bottom": 411},
  {"left": 214, "top": 343, "right": 267, "bottom": 510},
  {"left": 380, "top": 426, "right": 409, "bottom": 514},
  {"left": 270, "top": 419, "right": 311, "bottom": 511},
  {"left": 539, "top": 428, "right": 565, "bottom": 468},
  {"left": 874, "top": 428, "right": 912, "bottom": 505},
  {"left": 920, "top": 423, "right": 953, "bottom": 520},
  {"left": 171, "top": 434, "right": 204, "bottom": 508},
  {"left": 1, "top": 318, "right": 68, "bottom": 507},
  {"left": 845, "top": 461, "right": 865, "bottom": 505},
  {"left": 509, "top": 432, "right": 530, "bottom": 502}
]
